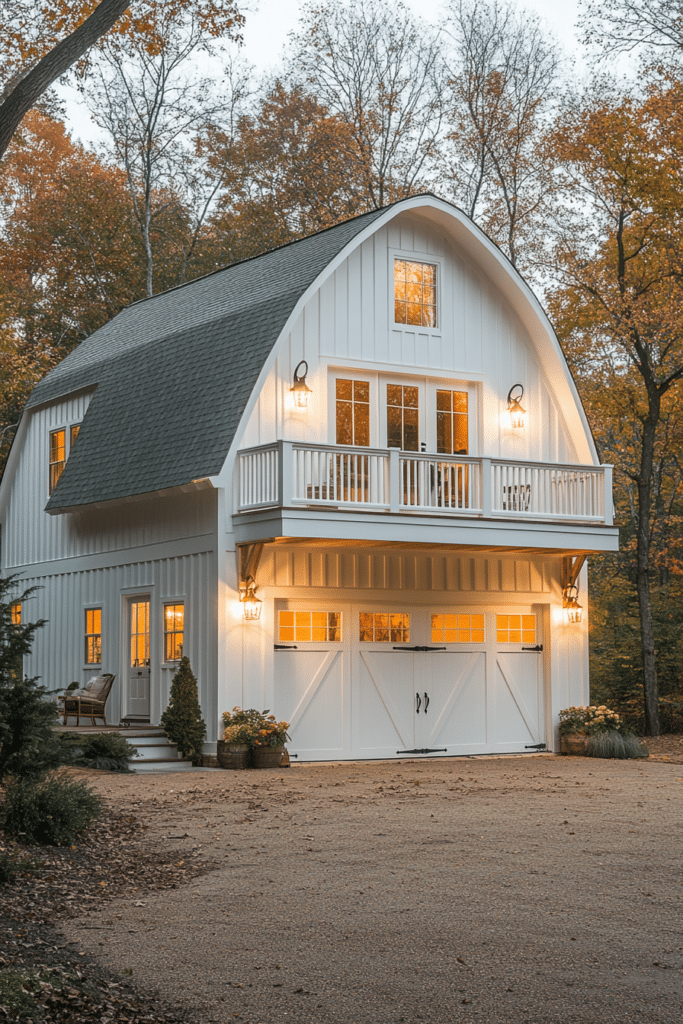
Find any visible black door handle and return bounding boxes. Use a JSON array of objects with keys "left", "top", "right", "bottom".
[
  {"left": 424, "top": 692, "right": 429, "bottom": 714},
  {"left": 416, "top": 692, "right": 422, "bottom": 714}
]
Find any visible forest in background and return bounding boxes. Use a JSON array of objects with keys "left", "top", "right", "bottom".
[{"left": 2, "top": 0, "right": 683, "bottom": 735}]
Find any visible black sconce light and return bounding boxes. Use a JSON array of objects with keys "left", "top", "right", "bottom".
[
  {"left": 290, "top": 360, "right": 312, "bottom": 409},
  {"left": 507, "top": 383, "right": 527, "bottom": 429}
]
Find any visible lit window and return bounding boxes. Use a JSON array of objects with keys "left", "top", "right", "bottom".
[
  {"left": 278, "top": 611, "right": 341, "bottom": 643},
  {"left": 359, "top": 612, "right": 410, "bottom": 643},
  {"left": 85, "top": 608, "right": 102, "bottom": 664},
  {"left": 437, "top": 390, "right": 468, "bottom": 455},
  {"left": 336, "top": 379, "right": 370, "bottom": 446},
  {"left": 164, "top": 603, "right": 184, "bottom": 661},
  {"left": 387, "top": 384, "right": 419, "bottom": 451},
  {"left": 431, "top": 613, "right": 484, "bottom": 643},
  {"left": 10, "top": 602, "right": 21, "bottom": 625},
  {"left": 394, "top": 259, "right": 437, "bottom": 327},
  {"left": 49, "top": 429, "right": 66, "bottom": 493},
  {"left": 71, "top": 423, "right": 81, "bottom": 446},
  {"left": 130, "top": 601, "right": 150, "bottom": 667},
  {"left": 496, "top": 614, "right": 536, "bottom": 645}
]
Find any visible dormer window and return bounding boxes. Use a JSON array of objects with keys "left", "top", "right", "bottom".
[
  {"left": 49, "top": 429, "right": 66, "bottom": 494},
  {"left": 394, "top": 259, "right": 437, "bottom": 328}
]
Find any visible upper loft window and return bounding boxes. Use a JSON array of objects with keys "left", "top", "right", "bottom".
[
  {"left": 70, "top": 424, "right": 81, "bottom": 447},
  {"left": 49, "top": 429, "right": 66, "bottom": 494},
  {"left": 394, "top": 259, "right": 437, "bottom": 328}
]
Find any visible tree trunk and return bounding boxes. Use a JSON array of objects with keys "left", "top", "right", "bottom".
[
  {"left": 637, "top": 404, "right": 660, "bottom": 736},
  {"left": 0, "top": 0, "right": 130, "bottom": 160}
]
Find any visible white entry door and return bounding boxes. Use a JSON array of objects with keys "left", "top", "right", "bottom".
[
  {"left": 492, "top": 612, "right": 544, "bottom": 753},
  {"left": 127, "top": 598, "right": 150, "bottom": 720}
]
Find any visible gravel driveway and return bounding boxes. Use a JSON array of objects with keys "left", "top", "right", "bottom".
[{"left": 63, "top": 755, "right": 682, "bottom": 1024}]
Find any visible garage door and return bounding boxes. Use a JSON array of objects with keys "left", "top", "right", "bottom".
[{"left": 274, "top": 604, "right": 545, "bottom": 761}]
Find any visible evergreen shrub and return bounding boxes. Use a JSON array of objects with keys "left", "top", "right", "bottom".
[
  {"left": 2, "top": 776, "right": 102, "bottom": 846},
  {"left": 59, "top": 731, "right": 136, "bottom": 772},
  {"left": 160, "top": 656, "right": 206, "bottom": 760}
]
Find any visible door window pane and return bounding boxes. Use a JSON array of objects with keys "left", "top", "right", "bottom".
[
  {"left": 436, "top": 390, "right": 468, "bottom": 455},
  {"left": 359, "top": 612, "right": 410, "bottom": 643},
  {"left": 431, "top": 613, "right": 484, "bottom": 643},
  {"left": 130, "top": 601, "right": 150, "bottom": 666},
  {"left": 496, "top": 614, "right": 536, "bottom": 645},
  {"left": 336, "top": 379, "right": 370, "bottom": 446},
  {"left": 278, "top": 611, "right": 341, "bottom": 643},
  {"left": 387, "top": 385, "right": 419, "bottom": 451},
  {"left": 394, "top": 260, "right": 437, "bottom": 327}
]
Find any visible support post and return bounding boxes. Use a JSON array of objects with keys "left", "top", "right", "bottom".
[
  {"left": 602, "top": 464, "right": 613, "bottom": 525},
  {"left": 279, "top": 440, "right": 294, "bottom": 507},
  {"left": 481, "top": 458, "right": 492, "bottom": 517},
  {"left": 389, "top": 447, "right": 400, "bottom": 513}
]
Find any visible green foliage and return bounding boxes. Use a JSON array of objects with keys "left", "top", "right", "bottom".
[
  {"left": 58, "top": 731, "right": 135, "bottom": 772},
  {"left": 0, "top": 577, "right": 60, "bottom": 782},
  {"left": 0, "top": 850, "right": 41, "bottom": 887},
  {"left": 221, "top": 707, "right": 290, "bottom": 748},
  {"left": 0, "top": 970, "right": 43, "bottom": 1021},
  {"left": 160, "top": 656, "right": 206, "bottom": 760},
  {"left": 586, "top": 731, "right": 649, "bottom": 760},
  {"left": 2, "top": 775, "right": 102, "bottom": 846}
]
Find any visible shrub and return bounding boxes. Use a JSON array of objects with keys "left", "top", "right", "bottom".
[
  {"left": 2, "top": 775, "right": 102, "bottom": 846},
  {"left": 559, "top": 705, "right": 631, "bottom": 737},
  {"left": 160, "top": 657, "right": 206, "bottom": 760},
  {"left": 58, "top": 731, "right": 135, "bottom": 772},
  {"left": 586, "top": 731, "right": 649, "bottom": 760},
  {"left": 0, "top": 850, "right": 40, "bottom": 887}
]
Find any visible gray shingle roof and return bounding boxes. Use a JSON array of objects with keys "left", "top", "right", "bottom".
[{"left": 33, "top": 207, "right": 386, "bottom": 512}]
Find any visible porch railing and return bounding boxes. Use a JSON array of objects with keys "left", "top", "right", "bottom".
[{"left": 237, "top": 441, "right": 613, "bottom": 524}]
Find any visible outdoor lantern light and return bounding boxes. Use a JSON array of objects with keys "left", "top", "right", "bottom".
[
  {"left": 507, "top": 383, "right": 527, "bottom": 429},
  {"left": 563, "top": 582, "right": 583, "bottom": 625},
  {"left": 240, "top": 575, "right": 262, "bottom": 621},
  {"left": 290, "top": 360, "right": 312, "bottom": 409}
]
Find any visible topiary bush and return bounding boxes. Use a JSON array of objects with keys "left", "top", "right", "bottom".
[
  {"left": 160, "top": 656, "right": 206, "bottom": 761},
  {"left": 586, "top": 730, "right": 649, "bottom": 760},
  {"left": 2, "top": 775, "right": 102, "bottom": 846},
  {"left": 58, "top": 732, "right": 136, "bottom": 772}
]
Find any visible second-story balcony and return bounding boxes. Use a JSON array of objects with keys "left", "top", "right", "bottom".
[{"left": 233, "top": 441, "right": 618, "bottom": 553}]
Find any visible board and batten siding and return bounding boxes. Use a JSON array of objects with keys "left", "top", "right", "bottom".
[
  {"left": 21, "top": 550, "right": 218, "bottom": 738},
  {"left": 3, "top": 389, "right": 217, "bottom": 570},
  {"left": 236, "top": 212, "right": 578, "bottom": 467}
]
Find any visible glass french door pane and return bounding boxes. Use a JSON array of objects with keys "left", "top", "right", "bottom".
[
  {"left": 130, "top": 601, "right": 150, "bottom": 666},
  {"left": 387, "top": 385, "right": 419, "bottom": 451},
  {"left": 436, "top": 390, "right": 468, "bottom": 455}
]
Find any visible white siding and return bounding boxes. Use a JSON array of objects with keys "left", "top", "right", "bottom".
[{"left": 237, "top": 212, "right": 578, "bottom": 464}]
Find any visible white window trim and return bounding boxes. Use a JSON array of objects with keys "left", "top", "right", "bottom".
[
  {"left": 390, "top": 250, "right": 443, "bottom": 335},
  {"left": 83, "top": 603, "right": 103, "bottom": 668},
  {"left": 162, "top": 597, "right": 186, "bottom": 666}
]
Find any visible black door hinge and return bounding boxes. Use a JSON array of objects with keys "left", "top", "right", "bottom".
[
  {"left": 522, "top": 644, "right": 543, "bottom": 652},
  {"left": 274, "top": 643, "right": 298, "bottom": 650},
  {"left": 393, "top": 645, "right": 446, "bottom": 652},
  {"left": 397, "top": 747, "right": 448, "bottom": 755},
  {"left": 525, "top": 743, "right": 546, "bottom": 750}
]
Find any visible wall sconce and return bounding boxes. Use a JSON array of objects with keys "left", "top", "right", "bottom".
[
  {"left": 507, "top": 384, "right": 527, "bottom": 429},
  {"left": 290, "top": 360, "right": 312, "bottom": 409},
  {"left": 239, "top": 575, "right": 262, "bottom": 621},
  {"left": 563, "top": 582, "right": 583, "bottom": 625}
]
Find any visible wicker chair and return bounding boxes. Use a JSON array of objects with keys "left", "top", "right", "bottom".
[{"left": 60, "top": 674, "right": 115, "bottom": 726}]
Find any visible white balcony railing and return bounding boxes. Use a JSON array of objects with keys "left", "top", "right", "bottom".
[{"left": 237, "top": 442, "right": 613, "bottom": 525}]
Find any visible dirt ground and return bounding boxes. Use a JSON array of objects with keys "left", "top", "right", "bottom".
[{"left": 61, "top": 752, "right": 683, "bottom": 1024}]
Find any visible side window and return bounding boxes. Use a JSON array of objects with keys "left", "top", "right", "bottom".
[
  {"left": 84, "top": 608, "right": 102, "bottom": 665},
  {"left": 10, "top": 602, "right": 21, "bottom": 625},
  {"left": 436, "top": 390, "right": 468, "bottom": 455},
  {"left": 496, "top": 614, "right": 536, "bottom": 645},
  {"left": 336, "top": 379, "right": 370, "bottom": 446},
  {"left": 387, "top": 384, "right": 419, "bottom": 451},
  {"left": 394, "top": 259, "right": 437, "bottom": 327},
  {"left": 49, "top": 429, "right": 66, "bottom": 493},
  {"left": 164, "top": 603, "right": 184, "bottom": 661},
  {"left": 70, "top": 423, "right": 81, "bottom": 446}
]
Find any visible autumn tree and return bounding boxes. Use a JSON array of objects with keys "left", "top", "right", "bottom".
[
  {"left": 548, "top": 82, "right": 683, "bottom": 735},
  {"left": 440, "top": 0, "right": 561, "bottom": 271},
  {"left": 287, "top": 0, "right": 444, "bottom": 210}
]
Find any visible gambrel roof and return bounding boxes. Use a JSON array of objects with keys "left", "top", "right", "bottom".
[{"left": 29, "top": 207, "right": 386, "bottom": 512}]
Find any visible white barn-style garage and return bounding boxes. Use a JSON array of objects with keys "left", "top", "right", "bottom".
[{"left": 0, "top": 194, "right": 618, "bottom": 761}]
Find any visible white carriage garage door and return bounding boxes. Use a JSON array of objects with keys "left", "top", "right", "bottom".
[{"left": 273, "top": 604, "right": 546, "bottom": 761}]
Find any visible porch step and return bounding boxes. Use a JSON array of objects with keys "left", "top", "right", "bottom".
[{"left": 126, "top": 730, "right": 192, "bottom": 768}]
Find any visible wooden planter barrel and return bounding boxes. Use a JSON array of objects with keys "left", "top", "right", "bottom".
[
  {"left": 251, "top": 746, "right": 286, "bottom": 769},
  {"left": 216, "top": 741, "right": 251, "bottom": 770},
  {"left": 560, "top": 733, "right": 590, "bottom": 756}
]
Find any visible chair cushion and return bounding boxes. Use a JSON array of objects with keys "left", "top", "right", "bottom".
[{"left": 84, "top": 675, "right": 108, "bottom": 698}]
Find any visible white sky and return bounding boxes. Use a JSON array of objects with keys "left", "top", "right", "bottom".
[{"left": 60, "top": 0, "right": 613, "bottom": 149}]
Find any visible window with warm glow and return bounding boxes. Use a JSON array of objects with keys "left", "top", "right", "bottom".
[
  {"left": 130, "top": 601, "right": 150, "bottom": 667},
  {"left": 70, "top": 423, "right": 81, "bottom": 447},
  {"left": 85, "top": 608, "right": 102, "bottom": 664},
  {"left": 49, "top": 429, "right": 66, "bottom": 493},
  {"left": 387, "top": 384, "right": 419, "bottom": 451},
  {"left": 10, "top": 602, "right": 21, "bottom": 626},
  {"left": 164, "top": 603, "right": 184, "bottom": 661},
  {"left": 496, "top": 614, "right": 536, "bottom": 645},
  {"left": 436, "top": 390, "right": 468, "bottom": 455},
  {"left": 394, "top": 259, "right": 437, "bottom": 327},
  {"left": 336, "top": 379, "right": 370, "bottom": 446},
  {"left": 278, "top": 611, "right": 341, "bottom": 643},
  {"left": 431, "top": 613, "right": 484, "bottom": 643},
  {"left": 359, "top": 612, "right": 410, "bottom": 643}
]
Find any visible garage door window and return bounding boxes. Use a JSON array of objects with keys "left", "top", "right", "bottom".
[
  {"left": 278, "top": 611, "right": 341, "bottom": 643},
  {"left": 496, "top": 614, "right": 536, "bottom": 644},
  {"left": 431, "top": 613, "right": 484, "bottom": 643},
  {"left": 359, "top": 612, "right": 410, "bottom": 643}
]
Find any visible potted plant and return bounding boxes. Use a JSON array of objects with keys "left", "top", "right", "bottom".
[
  {"left": 251, "top": 713, "right": 291, "bottom": 769},
  {"left": 559, "top": 705, "right": 647, "bottom": 758},
  {"left": 217, "top": 707, "right": 262, "bottom": 769}
]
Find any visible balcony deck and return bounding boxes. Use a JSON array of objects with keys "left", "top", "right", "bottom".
[{"left": 232, "top": 442, "right": 619, "bottom": 554}]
